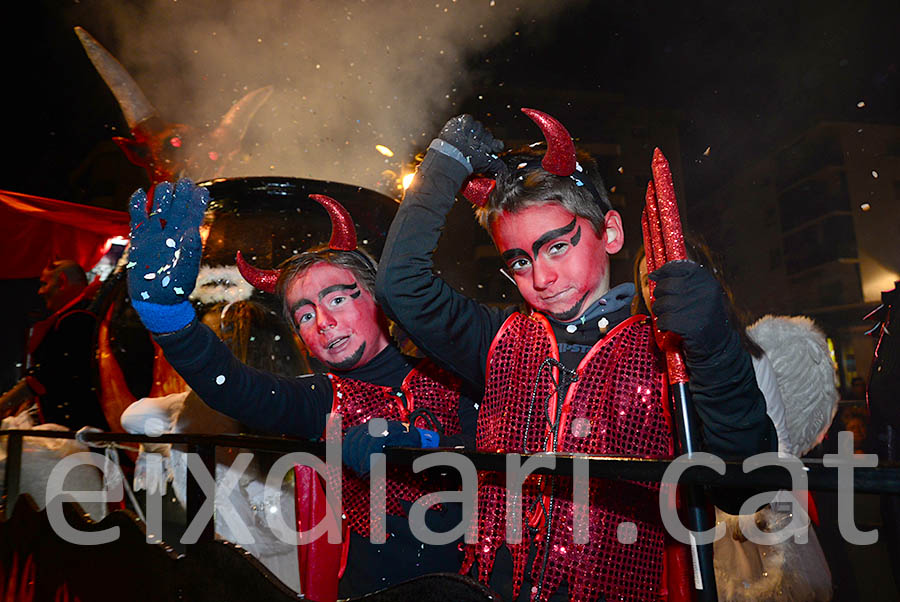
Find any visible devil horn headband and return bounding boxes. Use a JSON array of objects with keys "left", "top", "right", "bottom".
[
  {"left": 461, "top": 107, "right": 578, "bottom": 207},
  {"left": 520, "top": 108, "right": 577, "bottom": 176},
  {"left": 236, "top": 194, "right": 359, "bottom": 294}
]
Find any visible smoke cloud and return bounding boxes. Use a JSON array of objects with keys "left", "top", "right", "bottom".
[{"left": 76, "top": 0, "right": 581, "bottom": 194}]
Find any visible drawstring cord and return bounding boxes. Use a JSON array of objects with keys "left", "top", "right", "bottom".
[{"left": 521, "top": 358, "right": 578, "bottom": 600}]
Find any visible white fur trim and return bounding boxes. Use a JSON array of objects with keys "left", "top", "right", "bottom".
[
  {"left": 747, "top": 315, "right": 840, "bottom": 457},
  {"left": 190, "top": 264, "right": 254, "bottom": 305}
]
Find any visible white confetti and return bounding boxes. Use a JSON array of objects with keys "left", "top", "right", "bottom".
[
  {"left": 871, "top": 170, "right": 879, "bottom": 178},
  {"left": 126, "top": 261, "right": 137, "bottom": 269},
  {"left": 144, "top": 273, "right": 156, "bottom": 280},
  {"left": 857, "top": 101, "right": 866, "bottom": 108},
  {"left": 165, "top": 238, "right": 176, "bottom": 248},
  {"left": 162, "top": 276, "right": 171, "bottom": 287},
  {"left": 174, "top": 287, "right": 184, "bottom": 295},
  {"left": 140, "top": 291, "right": 150, "bottom": 300},
  {"left": 215, "top": 375, "right": 226, "bottom": 385}
]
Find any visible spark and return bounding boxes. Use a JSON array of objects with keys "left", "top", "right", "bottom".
[{"left": 375, "top": 144, "right": 394, "bottom": 157}]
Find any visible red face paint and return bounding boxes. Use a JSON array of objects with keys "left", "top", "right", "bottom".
[
  {"left": 491, "top": 203, "right": 623, "bottom": 322},
  {"left": 285, "top": 263, "right": 389, "bottom": 370}
]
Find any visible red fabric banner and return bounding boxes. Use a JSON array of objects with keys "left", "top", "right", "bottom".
[{"left": 0, "top": 190, "right": 129, "bottom": 279}]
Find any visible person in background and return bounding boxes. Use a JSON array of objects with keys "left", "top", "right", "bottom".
[{"left": 0, "top": 259, "right": 108, "bottom": 430}]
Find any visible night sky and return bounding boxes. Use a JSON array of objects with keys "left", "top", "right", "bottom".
[{"left": 4, "top": 0, "right": 898, "bottom": 206}]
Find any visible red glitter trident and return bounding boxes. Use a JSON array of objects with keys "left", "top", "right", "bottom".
[
  {"left": 642, "top": 147, "right": 689, "bottom": 384},
  {"left": 642, "top": 148, "right": 718, "bottom": 600}
]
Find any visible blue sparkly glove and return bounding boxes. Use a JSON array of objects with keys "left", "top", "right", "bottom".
[
  {"left": 433, "top": 114, "right": 505, "bottom": 174},
  {"left": 342, "top": 419, "right": 438, "bottom": 477},
  {"left": 126, "top": 178, "right": 209, "bottom": 333}
]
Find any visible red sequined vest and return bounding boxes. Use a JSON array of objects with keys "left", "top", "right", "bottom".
[
  {"left": 326, "top": 359, "right": 462, "bottom": 538},
  {"left": 461, "top": 312, "right": 674, "bottom": 602}
]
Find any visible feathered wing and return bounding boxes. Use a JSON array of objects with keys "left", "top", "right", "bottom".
[{"left": 747, "top": 315, "right": 839, "bottom": 457}]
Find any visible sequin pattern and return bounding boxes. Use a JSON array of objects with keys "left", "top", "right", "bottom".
[
  {"left": 464, "top": 313, "right": 674, "bottom": 601},
  {"left": 324, "top": 360, "right": 462, "bottom": 538}
]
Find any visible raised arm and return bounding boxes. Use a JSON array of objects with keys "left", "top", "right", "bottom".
[
  {"left": 376, "top": 116, "right": 512, "bottom": 393},
  {"left": 126, "top": 179, "right": 331, "bottom": 438}
]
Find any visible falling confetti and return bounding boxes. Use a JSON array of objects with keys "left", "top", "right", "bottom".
[
  {"left": 703, "top": 146, "right": 711, "bottom": 156},
  {"left": 861, "top": 203, "right": 871, "bottom": 211},
  {"left": 871, "top": 170, "right": 879, "bottom": 178},
  {"left": 857, "top": 101, "right": 866, "bottom": 108}
]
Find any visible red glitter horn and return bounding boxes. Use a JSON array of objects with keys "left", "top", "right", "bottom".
[
  {"left": 308, "top": 194, "right": 357, "bottom": 251},
  {"left": 236, "top": 250, "right": 280, "bottom": 294},
  {"left": 461, "top": 177, "right": 497, "bottom": 208},
  {"left": 236, "top": 193, "right": 359, "bottom": 294},
  {"left": 521, "top": 108, "right": 576, "bottom": 176}
]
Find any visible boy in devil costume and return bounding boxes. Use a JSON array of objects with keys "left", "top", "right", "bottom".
[
  {"left": 375, "top": 111, "right": 776, "bottom": 601},
  {"left": 125, "top": 180, "right": 477, "bottom": 597}
]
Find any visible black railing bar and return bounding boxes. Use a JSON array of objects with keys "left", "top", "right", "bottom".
[
  {"left": 0, "top": 429, "right": 323, "bottom": 453},
  {"left": 3, "top": 430, "right": 898, "bottom": 494},
  {"left": 385, "top": 448, "right": 900, "bottom": 494}
]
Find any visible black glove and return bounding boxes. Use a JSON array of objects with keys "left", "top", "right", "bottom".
[
  {"left": 436, "top": 114, "right": 505, "bottom": 174},
  {"left": 342, "top": 420, "right": 423, "bottom": 477},
  {"left": 126, "top": 178, "right": 209, "bottom": 332},
  {"left": 649, "top": 260, "right": 733, "bottom": 362}
]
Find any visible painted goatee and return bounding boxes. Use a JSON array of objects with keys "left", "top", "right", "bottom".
[{"left": 328, "top": 342, "right": 366, "bottom": 371}]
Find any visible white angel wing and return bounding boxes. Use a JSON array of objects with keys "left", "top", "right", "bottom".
[{"left": 747, "top": 315, "right": 839, "bottom": 457}]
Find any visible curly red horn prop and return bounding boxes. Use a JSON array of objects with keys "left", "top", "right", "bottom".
[
  {"left": 309, "top": 194, "right": 357, "bottom": 251},
  {"left": 521, "top": 108, "right": 576, "bottom": 177},
  {"left": 235, "top": 250, "right": 280, "bottom": 294}
]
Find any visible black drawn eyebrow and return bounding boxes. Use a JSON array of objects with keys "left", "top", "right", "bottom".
[
  {"left": 318, "top": 282, "right": 358, "bottom": 300},
  {"left": 531, "top": 218, "right": 577, "bottom": 258}
]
